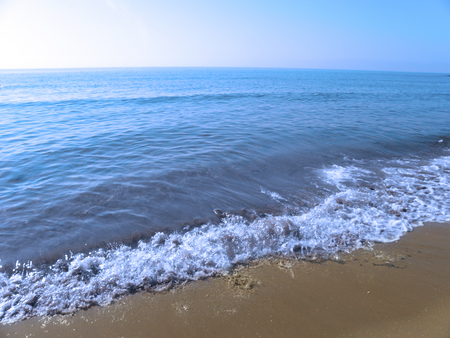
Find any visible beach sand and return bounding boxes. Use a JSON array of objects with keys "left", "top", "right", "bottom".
[{"left": 2, "top": 222, "right": 450, "bottom": 337}]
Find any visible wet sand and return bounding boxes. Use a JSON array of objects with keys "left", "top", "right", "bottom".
[{"left": 2, "top": 222, "right": 450, "bottom": 338}]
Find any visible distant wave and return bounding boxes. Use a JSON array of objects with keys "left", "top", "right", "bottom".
[
  {"left": 0, "top": 91, "right": 375, "bottom": 107},
  {"left": 0, "top": 92, "right": 270, "bottom": 107}
]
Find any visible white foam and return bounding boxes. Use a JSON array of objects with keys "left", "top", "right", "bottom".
[
  {"left": 2, "top": 155, "right": 450, "bottom": 323},
  {"left": 260, "top": 188, "right": 287, "bottom": 202},
  {"left": 323, "top": 165, "right": 371, "bottom": 190}
]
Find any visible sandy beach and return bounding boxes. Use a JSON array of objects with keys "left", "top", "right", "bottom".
[{"left": 2, "top": 221, "right": 450, "bottom": 338}]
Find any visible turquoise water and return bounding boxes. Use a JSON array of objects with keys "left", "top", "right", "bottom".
[{"left": 0, "top": 68, "right": 449, "bottom": 322}]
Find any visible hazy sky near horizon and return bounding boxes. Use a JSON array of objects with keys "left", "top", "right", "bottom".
[{"left": 0, "top": 0, "right": 449, "bottom": 72}]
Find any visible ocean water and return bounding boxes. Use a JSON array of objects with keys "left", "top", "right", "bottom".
[{"left": 1, "top": 68, "right": 450, "bottom": 322}]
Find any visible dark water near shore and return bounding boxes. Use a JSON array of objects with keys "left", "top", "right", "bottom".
[{"left": 1, "top": 68, "right": 450, "bottom": 322}]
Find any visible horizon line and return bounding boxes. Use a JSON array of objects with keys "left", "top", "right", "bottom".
[{"left": 0, "top": 65, "right": 448, "bottom": 75}]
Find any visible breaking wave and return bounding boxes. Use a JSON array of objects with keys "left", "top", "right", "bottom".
[{"left": 1, "top": 154, "right": 450, "bottom": 323}]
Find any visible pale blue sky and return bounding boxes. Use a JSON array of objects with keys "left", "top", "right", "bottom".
[{"left": 0, "top": 0, "right": 449, "bottom": 72}]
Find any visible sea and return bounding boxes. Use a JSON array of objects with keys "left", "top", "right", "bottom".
[{"left": 1, "top": 68, "right": 449, "bottom": 322}]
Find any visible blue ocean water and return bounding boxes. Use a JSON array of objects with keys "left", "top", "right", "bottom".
[{"left": 1, "top": 68, "right": 450, "bottom": 322}]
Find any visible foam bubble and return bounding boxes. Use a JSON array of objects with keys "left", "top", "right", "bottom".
[
  {"left": 323, "top": 165, "right": 372, "bottom": 190},
  {"left": 260, "top": 188, "right": 287, "bottom": 202},
  {"left": 2, "top": 155, "right": 450, "bottom": 323}
]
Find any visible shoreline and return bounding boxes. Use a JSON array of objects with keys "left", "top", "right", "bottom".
[{"left": 2, "top": 222, "right": 450, "bottom": 337}]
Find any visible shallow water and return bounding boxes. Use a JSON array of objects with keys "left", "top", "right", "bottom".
[{"left": 1, "top": 68, "right": 449, "bottom": 322}]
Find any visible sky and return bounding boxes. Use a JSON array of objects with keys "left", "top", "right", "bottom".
[{"left": 0, "top": 0, "right": 449, "bottom": 72}]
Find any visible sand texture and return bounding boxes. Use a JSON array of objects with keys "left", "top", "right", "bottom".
[{"left": 2, "top": 222, "right": 450, "bottom": 337}]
